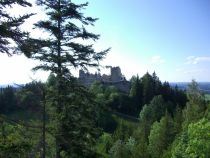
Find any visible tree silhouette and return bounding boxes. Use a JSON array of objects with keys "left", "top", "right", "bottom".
[
  {"left": 0, "top": 0, "right": 34, "bottom": 56},
  {"left": 31, "top": 0, "right": 109, "bottom": 157}
]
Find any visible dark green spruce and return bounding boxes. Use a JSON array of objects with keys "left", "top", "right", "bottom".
[{"left": 30, "top": 0, "right": 110, "bottom": 157}]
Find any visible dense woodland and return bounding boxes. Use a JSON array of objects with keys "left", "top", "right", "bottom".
[{"left": 0, "top": 0, "right": 210, "bottom": 158}]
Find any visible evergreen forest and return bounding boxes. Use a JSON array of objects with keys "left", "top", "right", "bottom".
[{"left": 0, "top": 0, "right": 209, "bottom": 158}]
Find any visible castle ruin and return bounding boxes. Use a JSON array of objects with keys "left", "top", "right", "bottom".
[{"left": 79, "top": 66, "right": 130, "bottom": 92}]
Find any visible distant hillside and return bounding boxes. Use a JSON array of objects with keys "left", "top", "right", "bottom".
[
  {"left": 2, "top": 82, "right": 210, "bottom": 94},
  {"left": 0, "top": 84, "right": 22, "bottom": 88},
  {"left": 0, "top": 84, "right": 9, "bottom": 88},
  {"left": 170, "top": 82, "right": 210, "bottom": 94}
]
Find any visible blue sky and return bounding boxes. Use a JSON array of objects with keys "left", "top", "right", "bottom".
[
  {"left": 1, "top": 0, "right": 210, "bottom": 84},
  {"left": 84, "top": 0, "right": 210, "bottom": 82}
]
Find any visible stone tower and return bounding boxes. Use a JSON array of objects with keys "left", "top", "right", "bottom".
[{"left": 110, "top": 67, "right": 122, "bottom": 82}]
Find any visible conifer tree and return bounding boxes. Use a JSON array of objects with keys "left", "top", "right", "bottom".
[
  {"left": 148, "top": 112, "right": 176, "bottom": 158},
  {"left": 183, "top": 80, "right": 206, "bottom": 127},
  {"left": 141, "top": 72, "right": 155, "bottom": 105},
  {"left": 0, "top": 0, "right": 34, "bottom": 56},
  {"left": 31, "top": 0, "right": 109, "bottom": 157},
  {"left": 129, "top": 75, "right": 143, "bottom": 115}
]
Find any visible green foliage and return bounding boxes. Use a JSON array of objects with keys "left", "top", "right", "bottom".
[
  {"left": 148, "top": 121, "right": 164, "bottom": 158},
  {"left": 129, "top": 73, "right": 187, "bottom": 117},
  {"left": 139, "top": 95, "right": 167, "bottom": 128},
  {"left": 46, "top": 78, "right": 101, "bottom": 157},
  {"left": 187, "top": 118, "right": 210, "bottom": 157},
  {"left": 32, "top": 0, "right": 109, "bottom": 74},
  {"left": 96, "top": 109, "right": 117, "bottom": 133},
  {"left": 2, "top": 0, "right": 204, "bottom": 157},
  {"left": 138, "top": 104, "right": 154, "bottom": 140},
  {"left": 129, "top": 75, "right": 143, "bottom": 114},
  {"left": 0, "top": 122, "right": 33, "bottom": 158},
  {"left": 0, "top": 82, "right": 44, "bottom": 116},
  {"left": 90, "top": 72, "right": 187, "bottom": 121},
  {"left": 141, "top": 72, "right": 156, "bottom": 105},
  {"left": 165, "top": 80, "right": 210, "bottom": 158},
  {"left": 89, "top": 81, "right": 118, "bottom": 132},
  {"left": 96, "top": 133, "right": 113, "bottom": 158},
  {"left": 187, "top": 80, "right": 205, "bottom": 105},
  {"left": 109, "top": 140, "right": 128, "bottom": 158},
  {"left": 28, "top": 0, "right": 110, "bottom": 157},
  {"left": 0, "top": 86, "right": 17, "bottom": 113},
  {"left": 133, "top": 96, "right": 184, "bottom": 158},
  {"left": 0, "top": 74, "right": 189, "bottom": 157},
  {"left": 113, "top": 119, "right": 135, "bottom": 142},
  {"left": 205, "top": 94, "right": 210, "bottom": 101},
  {"left": 90, "top": 81, "right": 106, "bottom": 96},
  {"left": 183, "top": 80, "right": 207, "bottom": 127},
  {"left": 132, "top": 138, "right": 149, "bottom": 158},
  {"left": 125, "top": 95, "right": 168, "bottom": 157},
  {"left": 109, "top": 137, "right": 136, "bottom": 158},
  {"left": 90, "top": 81, "right": 119, "bottom": 105},
  {"left": 148, "top": 113, "right": 177, "bottom": 158},
  {"left": 171, "top": 118, "right": 210, "bottom": 158},
  {"left": 148, "top": 95, "right": 167, "bottom": 121},
  {"left": 173, "top": 106, "right": 183, "bottom": 134},
  {"left": 16, "top": 81, "right": 44, "bottom": 110}
]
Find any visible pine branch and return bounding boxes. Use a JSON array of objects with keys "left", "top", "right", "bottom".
[
  {"left": 0, "top": 0, "right": 32, "bottom": 7},
  {"left": 0, "top": 0, "right": 34, "bottom": 56}
]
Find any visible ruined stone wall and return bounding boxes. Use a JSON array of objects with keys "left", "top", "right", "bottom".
[
  {"left": 79, "top": 70, "right": 102, "bottom": 86},
  {"left": 78, "top": 67, "right": 130, "bottom": 92}
]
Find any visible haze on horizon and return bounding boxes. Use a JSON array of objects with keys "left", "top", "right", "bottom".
[{"left": 1, "top": 0, "right": 210, "bottom": 84}]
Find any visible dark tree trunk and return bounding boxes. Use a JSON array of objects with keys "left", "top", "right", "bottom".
[{"left": 42, "top": 90, "right": 46, "bottom": 158}]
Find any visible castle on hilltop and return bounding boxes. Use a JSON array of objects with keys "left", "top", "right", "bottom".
[{"left": 79, "top": 66, "right": 130, "bottom": 92}]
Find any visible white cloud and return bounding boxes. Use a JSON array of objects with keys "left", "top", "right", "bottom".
[
  {"left": 186, "top": 56, "right": 210, "bottom": 64},
  {"left": 176, "top": 64, "right": 207, "bottom": 74},
  {"left": 150, "top": 55, "right": 165, "bottom": 64},
  {"left": 183, "top": 69, "right": 206, "bottom": 74}
]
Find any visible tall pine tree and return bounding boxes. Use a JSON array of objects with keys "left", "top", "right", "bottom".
[{"left": 31, "top": 0, "right": 109, "bottom": 157}]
